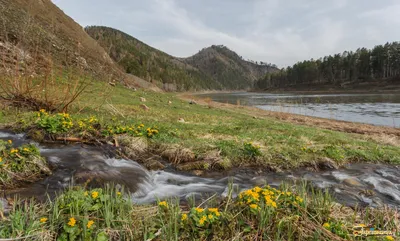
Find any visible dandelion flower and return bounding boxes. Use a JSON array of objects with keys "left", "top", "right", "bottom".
[
  {"left": 68, "top": 217, "right": 76, "bottom": 227},
  {"left": 87, "top": 220, "right": 94, "bottom": 229},
  {"left": 385, "top": 236, "right": 394, "bottom": 241},
  {"left": 40, "top": 217, "right": 47, "bottom": 223},
  {"left": 117, "top": 191, "right": 121, "bottom": 196},
  {"left": 7, "top": 140, "right": 12, "bottom": 144},
  {"left": 323, "top": 223, "right": 330, "bottom": 229},
  {"left": 91, "top": 191, "right": 99, "bottom": 199},
  {"left": 208, "top": 208, "right": 220, "bottom": 217}
]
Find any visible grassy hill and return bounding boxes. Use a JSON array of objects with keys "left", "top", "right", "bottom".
[
  {"left": 0, "top": 0, "right": 161, "bottom": 90},
  {"left": 86, "top": 26, "right": 278, "bottom": 91}
]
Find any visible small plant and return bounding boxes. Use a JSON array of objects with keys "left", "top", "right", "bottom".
[
  {"left": 0, "top": 140, "right": 50, "bottom": 187},
  {"left": 243, "top": 142, "right": 262, "bottom": 157},
  {"left": 36, "top": 111, "right": 73, "bottom": 134}
]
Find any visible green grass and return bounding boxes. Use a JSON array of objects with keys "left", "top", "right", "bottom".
[
  {"left": 0, "top": 183, "right": 398, "bottom": 240},
  {"left": 1, "top": 81, "right": 399, "bottom": 171}
]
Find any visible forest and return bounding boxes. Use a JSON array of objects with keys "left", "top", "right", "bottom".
[{"left": 255, "top": 42, "right": 400, "bottom": 89}]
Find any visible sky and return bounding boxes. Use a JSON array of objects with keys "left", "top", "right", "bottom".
[{"left": 52, "top": 0, "right": 400, "bottom": 68}]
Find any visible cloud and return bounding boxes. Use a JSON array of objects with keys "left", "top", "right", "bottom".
[{"left": 53, "top": 0, "right": 400, "bottom": 67}]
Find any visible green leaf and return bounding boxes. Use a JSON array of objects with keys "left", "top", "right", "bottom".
[{"left": 96, "top": 232, "right": 108, "bottom": 241}]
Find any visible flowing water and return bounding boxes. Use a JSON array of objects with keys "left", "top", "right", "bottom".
[
  {"left": 197, "top": 92, "right": 400, "bottom": 127},
  {"left": 1, "top": 131, "right": 400, "bottom": 208}
]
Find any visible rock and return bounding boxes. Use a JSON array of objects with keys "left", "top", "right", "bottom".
[
  {"left": 0, "top": 198, "right": 11, "bottom": 215},
  {"left": 177, "top": 161, "right": 210, "bottom": 171},
  {"left": 343, "top": 178, "right": 363, "bottom": 187},
  {"left": 178, "top": 118, "right": 185, "bottom": 123},
  {"left": 140, "top": 104, "right": 150, "bottom": 111},
  {"left": 189, "top": 100, "right": 197, "bottom": 105},
  {"left": 140, "top": 97, "right": 146, "bottom": 102},
  {"left": 144, "top": 157, "right": 165, "bottom": 170},
  {"left": 168, "top": 101, "right": 172, "bottom": 104},
  {"left": 192, "top": 170, "right": 204, "bottom": 176},
  {"left": 316, "top": 158, "right": 338, "bottom": 170},
  {"left": 108, "top": 82, "right": 116, "bottom": 86}
]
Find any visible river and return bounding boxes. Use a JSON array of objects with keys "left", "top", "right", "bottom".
[
  {"left": 2, "top": 131, "right": 400, "bottom": 208},
  {"left": 197, "top": 92, "right": 400, "bottom": 127}
]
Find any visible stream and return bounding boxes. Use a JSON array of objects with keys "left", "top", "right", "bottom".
[{"left": 1, "top": 131, "right": 400, "bottom": 208}]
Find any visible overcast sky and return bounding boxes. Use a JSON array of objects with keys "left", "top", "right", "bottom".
[{"left": 53, "top": 0, "right": 400, "bottom": 67}]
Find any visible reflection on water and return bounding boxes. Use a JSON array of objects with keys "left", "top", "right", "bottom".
[{"left": 197, "top": 92, "right": 400, "bottom": 127}]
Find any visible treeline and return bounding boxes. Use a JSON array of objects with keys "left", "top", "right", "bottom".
[{"left": 256, "top": 42, "right": 400, "bottom": 89}]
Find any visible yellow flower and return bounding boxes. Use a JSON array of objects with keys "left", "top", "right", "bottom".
[
  {"left": 7, "top": 140, "right": 12, "bottom": 144},
  {"left": 323, "top": 223, "right": 330, "bottom": 229},
  {"left": 181, "top": 213, "right": 188, "bottom": 221},
  {"left": 40, "top": 109, "right": 46, "bottom": 113},
  {"left": 10, "top": 148, "right": 18, "bottom": 154},
  {"left": 84, "top": 191, "right": 88, "bottom": 196},
  {"left": 117, "top": 192, "right": 121, "bottom": 196},
  {"left": 249, "top": 204, "right": 259, "bottom": 210},
  {"left": 87, "top": 220, "right": 94, "bottom": 229},
  {"left": 158, "top": 201, "right": 168, "bottom": 208},
  {"left": 385, "top": 236, "right": 394, "bottom": 241},
  {"left": 208, "top": 208, "right": 221, "bottom": 217},
  {"left": 195, "top": 207, "right": 204, "bottom": 213},
  {"left": 68, "top": 217, "right": 76, "bottom": 227},
  {"left": 91, "top": 191, "right": 99, "bottom": 199},
  {"left": 208, "top": 214, "right": 213, "bottom": 220},
  {"left": 199, "top": 216, "right": 207, "bottom": 225},
  {"left": 252, "top": 186, "right": 262, "bottom": 193},
  {"left": 40, "top": 217, "right": 47, "bottom": 223}
]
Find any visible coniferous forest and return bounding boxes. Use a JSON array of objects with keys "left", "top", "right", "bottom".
[{"left": 256, "top": 42, "right": 400, "bottom": 89}]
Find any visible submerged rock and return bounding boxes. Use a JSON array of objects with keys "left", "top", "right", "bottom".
[{"left": 343, "top": 178, "right": 363, "bottom": 187}]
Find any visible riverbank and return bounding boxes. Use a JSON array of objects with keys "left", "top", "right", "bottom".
[
  {"left": 1, "top": 82, "right": 400, "bottom": 240},
  {"left": 1, "top": 81, "right": 400, "bottom": 175},
  {"left": 254, "top": 79, "right": 400, "bottom": 94}
]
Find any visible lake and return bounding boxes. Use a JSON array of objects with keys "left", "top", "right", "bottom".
[{"left": 197, "top": 92, "right": 400, "bottom": 127}]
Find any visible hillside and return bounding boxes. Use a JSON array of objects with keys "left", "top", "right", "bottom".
[
  {"left": 86, "top": 26, "right": 221, "bottom": 91},
  {"left": 86, "top": 26, "right": 278, "bottom": 91},
  {"left": 184, "top": 45, "right": 278, "bottom": 90},
  {"left": 256, "top": 42, "right": 400, "bottom": 91},
  {"left": 0, "top": 0, "right": 160, "bottom": 90}
]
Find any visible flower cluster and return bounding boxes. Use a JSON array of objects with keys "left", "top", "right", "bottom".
[
  {"left": 77, "top": 116, "right": 99, "bottom": 132},
  {"left": 243, "top": 142, "right": 262, "bottom": 157},
  {"left": 238, "top": 186, "right": 305, "bottom": 213},
  {"left": 0, "top": 141, "right": 41, "bottom": 172},
  {"left": 186, "top": 207, "right": 221, "bottom": 227},
  {"left": 102, "top": 124, "right": 159, "bottom": 138},
  {"left": 37, "top": 112, "right": 73, "bottom": 133}
]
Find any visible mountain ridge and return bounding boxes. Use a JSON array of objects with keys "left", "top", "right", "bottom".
[{"left": 85, "top": 26, "right": 278, "bottom": 91}]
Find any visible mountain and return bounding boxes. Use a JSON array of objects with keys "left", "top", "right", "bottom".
[
  {"left": 86, "top": 26, "right": 278, "bottom": 91},
  {"left": 0, "top": 0, "right": 160, "bottom": 90},
  {"left": 85, "top": 26, "right": 219, "bottom": 91},
  {"left": 184, "top": 45, "right": 278, "bottom": 90}
]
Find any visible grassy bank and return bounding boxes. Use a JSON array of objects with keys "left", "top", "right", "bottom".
[
  {"left": 0, "top": 183, "right": 398, "bottom": 240},
  {"left": 1, "top": 81, "right": 400, "bottom": 173}
]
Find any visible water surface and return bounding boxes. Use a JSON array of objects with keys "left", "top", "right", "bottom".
[
  {"left": 2, "top": 131, "right": 400, "bottom": 208},
  {"left": 197, "top": 92, "right": 400, "bottom": 127}
]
